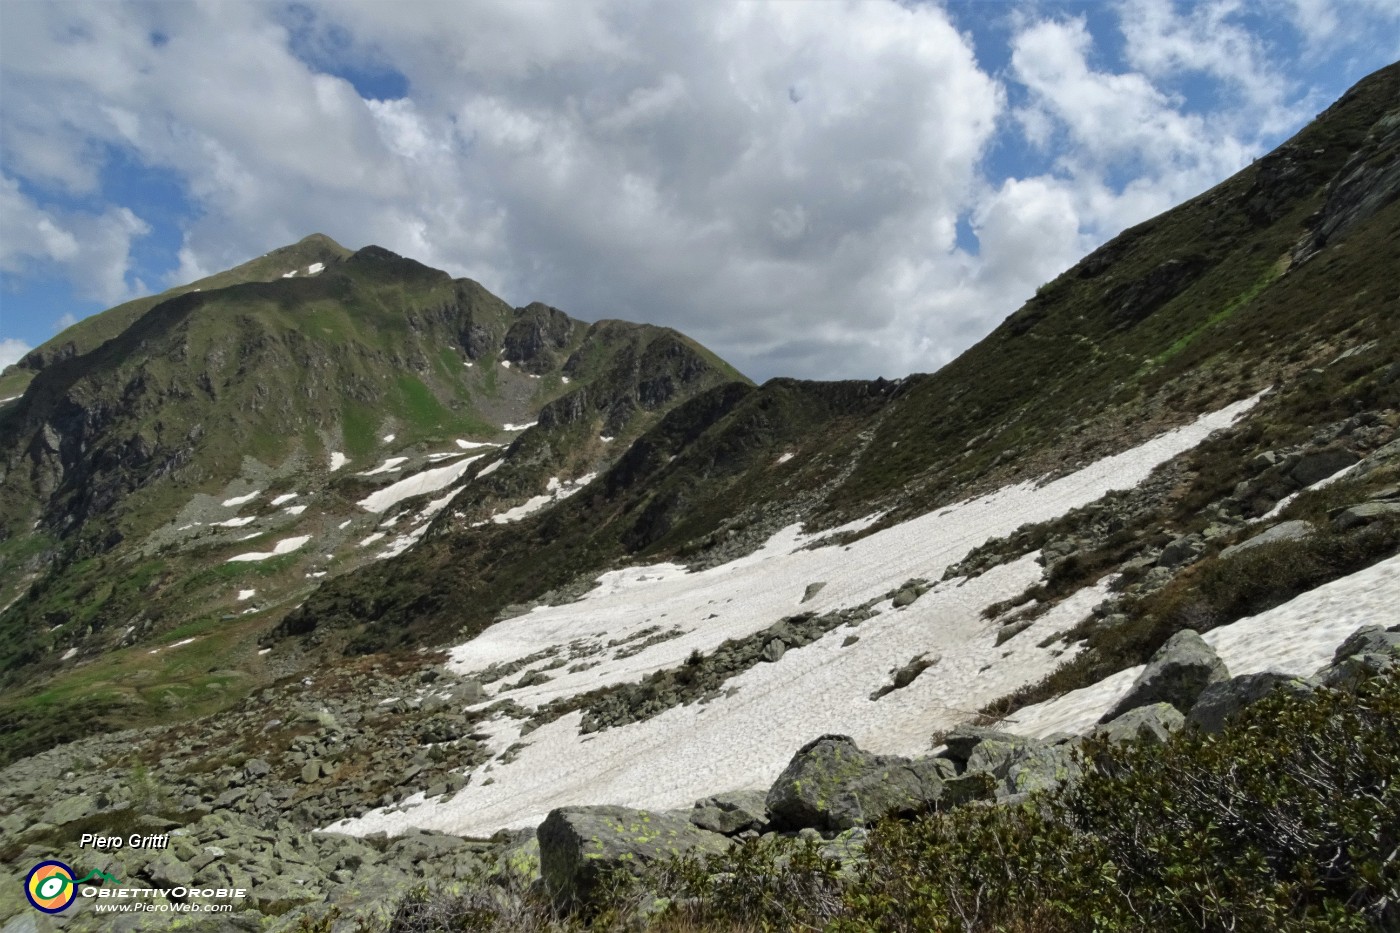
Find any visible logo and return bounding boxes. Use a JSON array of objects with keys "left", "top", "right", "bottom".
[{"left": 24, "top": 861, "right": 121, "bottom": 914}]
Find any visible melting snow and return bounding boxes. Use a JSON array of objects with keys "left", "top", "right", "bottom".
[
  {"left": 150, "top": 637, "right": 198, "bottom": 654},
  {"left": 330, "top": 451, "right": 350, "bottom": 471},
  {"left": 212, "top": 516, "right": 256, "bottom": 528},
  {"left": 358, "top": 457, "right": 408, "bottom": 477},
  {"left": 222, "top": 491, "right": 261, "bottom": 507},
  {"left": 456, "top": 439, "right": 499, "bottom": 450},
  {"left": 503, "top": 421, "right": 536, "bottom": 432},
  {"left": 271, "top": 492, "right": 299, "bottom": 506},
  {"left": 777, "top": 452, "right": 795, "bottom": 464},
  {"left": 332, "top": 394, "right": 1267, "bottom": 839},
  {"left": 490, "top": 473, "right": 595, "bottom": 524},
  {"left": 501, "top": 360, "right": 512, "bottom": 369},
  {"left": 383, "top": 433, "right": 396, "bottom": 443},
  {"left": 284, "top": 505, "right": 307, "bottom": 516},
  {"left": 0, "top": 395, "right": 19, "bottom": 405},
  {"left": 307, "top": 262, "right": 324, "bottom": 275},
  {"left": 61, "top": 647, "right": 77, "bottom": 661},
  {"left": 562, "top": 376, "right": 571, "bottom": 384},
  {"left": 338, "top": 520, "right": 352, "bottom": 530},
  {"left": 477, "top": 459, "right": 503, "bottom": 478},
  {"left": 237, "top": 589, "right": 256, "bottom": 602},
  {"left": 359, "top": 532, "right": 386, "bottom": 548},
  {"left": 600, "top": 435, "right": 614, "bottom": 443},
  {"left": 226, "top": 535, "right": 312, "bottom": 562},
  {"left": 282, "top": 270, "right": 297, "bottom": 278},
  {"left": 357, "top": 456, "right": 484, "bottom": 513},
  {"left": 1010, "top": 553, "right": 1400, "bottom": 739}
]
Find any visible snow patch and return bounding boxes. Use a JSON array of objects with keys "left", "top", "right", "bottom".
[
  {"left": 330, "top": 451, "right": 350, "bottom": 471},
  {"left": 456, "top": 439, "right": 499, "bottom": 450},
  {"left": 357, "top": 456, "right": 484, "bottom": 513},
  {"left": 503, "top": 421, "right": 536, "bottom": 432},
  {"left": 599, "top": 435, "right": 614, "bottom": 443},
  {"left": 61, "top": 647, "right": 77, "bottom": 661},
  {"left": 358, "top": 457, "right": 408, "bottom": 477},
  {"left": 212, "top": 516, "right": 256, "bottom": 528},
  {"left": 270, "top": 492, "right": 299, "bottom": 506},
  {"left": 359, "top": 532, "right": 386, "bottom": 548},
  {"left": 776, "top": 452, "right": 794, "bottom": 464},
  {"left": 490, "top": 473, "right": 597, "bottom": 524},
  {"left": 282, "top": 269, "right": 297, "bottom": 278},
  {"left": 500, "top": 360, "right": 512, "bottom": 369},
  {"left": 329, "top": 394, "right": 1263, "bottom": 839},
  {"left": 382, "top": 433, "right": 396, "bottom": 443},
  {"left": 477, "top": 459, "right": 503, "bottom": 478},
  {"left": 226, "top": 535, "right": 312, "bottom": 562},
  {"left": 284, "top": 505, "right": 307, "bottom": 516},
  {"left": 307, "top": 262, "right": 324, "bottom": 275},
  {"left": 222, "top": 491, "right": 261, "bottom": 507},
  {"left": 237, "top": 589, "right": 256, "bottom": 602}
]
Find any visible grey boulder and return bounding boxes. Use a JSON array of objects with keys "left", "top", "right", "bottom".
[{"left": 1099, "top": 629, "right": 1228, "bottom": 722}]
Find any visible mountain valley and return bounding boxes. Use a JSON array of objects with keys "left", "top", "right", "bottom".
[{"left": 1, "top": 60, "right": 1398, "bottom": 933}]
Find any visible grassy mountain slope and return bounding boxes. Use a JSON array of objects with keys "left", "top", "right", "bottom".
[{"left": 0, "top": 242, "right": 746, "bottom": 761}]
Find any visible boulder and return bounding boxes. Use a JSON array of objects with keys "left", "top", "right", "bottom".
[
  {"left": 801, "top": 582, "right": 827, "bottom": 603},
  {"left": 826, "top": 758, "right": 948, "bottom": 830},
  {"left": 1094, "top": 702, "right": 1185, "bottom": 746},
  {"left": 1314, "top": 624, "right": 1400, "bottom": 688},
  {"left": 964, "top": 735, "right": 1038, "bottom": 782},
  {"left": 537, "top": 806, "right": 730, "bottom": 910},
  {"left": 767, "top": 735, "right": 880, "bottom": 830},
  {"left": 1332, "top": 501, "right": 1400, "bottom": 531},
  {"left": 41, "top": 794, "right": 97, "bottom": 826},
  {"left": 688, "top": 790, "right": 768, "bottom": 835},
  {"left": 1099, "top": 629, "right": 1228, "bottom": 722},
  {"left": 940, "top": 724, "right": 1023, "bottom": 768},
  {"left": 1187, "top": 672, "right": 1314, "bottom": 733},
  {"left": 1157, "top": 534, "right": 1204, "bottom": 568},
  {"left": 1219, "top": 520, "right": 1315, "bottom": 559},
  {"left": 1006, "top": 744, "right": 1083, "bottom": 796},
  {"left": 1290, "top": 448, "right": 1360, "bottom": 487},
  {"left": 760, "top": 638, "right": 786, "bottom": 663}
]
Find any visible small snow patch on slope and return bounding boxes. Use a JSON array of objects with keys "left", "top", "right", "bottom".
[
  {"left": 270, "top": 492, "right": 298, "bottom": 506},
  {"left": 330, "top": 394, "right": 1261, "bottom": 839},
  {"left": 357, "top": 456, "right": 484, "bottom": 513},
  {"left": 503, "top": 421, "right": 536, "bottom": 432},
  {"left": 307, "top": 262, "right": 324, "bottom": 275},
  {"left": 222, "top": 491, "right": 261, "bottom": 507},
  {"left": 491, "top": 473, "right": 596, "bottom": 524},
  {"left": 358, "top": 457, "right": 407, "bottom": 477},
  {"left": 226, "top": 536, "right": 311, "bottom": 563},
  {"left": 330, "top": 451, "right": 350, "bottom": 471}
]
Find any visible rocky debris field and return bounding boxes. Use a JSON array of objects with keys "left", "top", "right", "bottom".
[{"left": 3, "top": 615, "right": 1394, "bottom": 931}]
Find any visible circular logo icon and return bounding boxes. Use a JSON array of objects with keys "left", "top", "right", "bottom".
[{"left": 25, "top": 860, "right": 78, "bottom": 913}]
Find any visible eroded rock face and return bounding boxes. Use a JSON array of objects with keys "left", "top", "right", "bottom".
[
  {"left": 537, "top": 805, "right": 730, "bottom": 910},
  {"left": 1100, "top": 630, "right": 1229, "bottom": 722},
  {"left": 688, "top": 790, "right": 768, "bottom": 835}
]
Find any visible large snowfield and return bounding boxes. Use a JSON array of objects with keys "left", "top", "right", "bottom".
[{"left": 329, "top": 393, "right": 1397, "bottom": 839}]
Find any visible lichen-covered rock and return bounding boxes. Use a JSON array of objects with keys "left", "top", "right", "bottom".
[
  {"left": 1313, "top": 623, "right": 1400, "bottom": 688},
  {"left": 766, "top": 736, "right": 953, "bottom": 832},
  {"left": 940, "top": 724, "right": 1023, "bottom": 768},
  {"left": 538, "top": 806, "right": 730, "bottom": 910},
  {"left": 964, "top": 735, "right": 1038, "bottom": 781},
  {"left": 688, "top": 790, "right": 768, "bottom": 835},
  {"left": 1187, "top": 672, "right": 1313, "bottom": 733},
  {"left": 1006, "top": 743, "right": 1083, "bottom": 796},
  {"left": 1100, "top": 629, "right": 1228, "bottom": 721},
  {"left": 1094, "top": 702, "right": 1185, "bottom": 746}
]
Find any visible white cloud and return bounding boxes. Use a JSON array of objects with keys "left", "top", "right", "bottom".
[
  {"left": 0, "top": 175, "right": 150, "bottom": 305},
  {"left": 0, "top": 338, "right": 33, "bottom": 369},
  {"left": 0, "top": 1, "right": 1394, "bottom": 380}
]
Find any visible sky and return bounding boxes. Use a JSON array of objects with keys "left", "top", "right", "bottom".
[{"left": 1, "top": 1, "right": 1397, "bottom": 383}]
